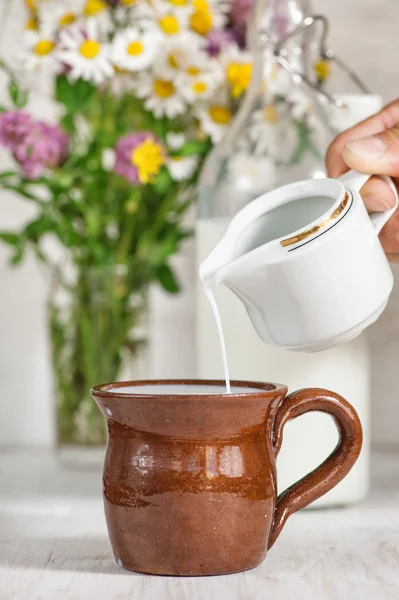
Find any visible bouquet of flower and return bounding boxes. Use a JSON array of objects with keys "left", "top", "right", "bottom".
[{"left": 0, "top": 0, "right": 258, "bottom": 445}]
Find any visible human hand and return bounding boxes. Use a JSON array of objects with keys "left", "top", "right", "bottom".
[{"left": 326, "top": 99, "right": 399, "bottom": 263}]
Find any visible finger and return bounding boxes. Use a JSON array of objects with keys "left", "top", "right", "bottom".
[
  {"left": 360, "top": 176, "right": 398, "bottom": 212},
  {"left": 326, "top": 100, "right": 399, "bottom": 178},
  {"left": 342, "top": 126, "right": 399, "bottom": 177}
]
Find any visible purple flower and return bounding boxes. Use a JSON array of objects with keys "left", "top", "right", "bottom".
[
  {"left": 114, "top": 132, "right": 166, "bottom": 185},
  {"left": 0, "top": 111, "right": 69, "bottom": 179},
  {"left": 230, "top": 0, "right": 253, "bottom": 48},
  {"left": 205, "top": 29, "right": 234, "bottom": 57},
  {"left": 230, "top": 0, "right": 253, "bottom": 26},
  {"left": 14, "top": 122, "right": 69, "bottom": 180},
  {"left": 0, "top": 111, "right": 34, "bottom": 150}
]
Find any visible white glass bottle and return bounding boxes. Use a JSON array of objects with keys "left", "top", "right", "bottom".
[{"left": 196, "top": 0, "right": 372, "bottom": 507}]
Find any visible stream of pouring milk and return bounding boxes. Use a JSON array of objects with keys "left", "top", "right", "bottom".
[{"left": 204, "top": 284, "right": 231, "bottom": 393}]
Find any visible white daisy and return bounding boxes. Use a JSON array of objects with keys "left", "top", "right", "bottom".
[
  {"left": 166, "top": 132, "right": 186, "bottom": 150},
  {"left": 167, "top": 155, "right": 198, "bottom": 181},
  {"left": 102, "top": 148, "right": 116, "bottom": 171},
  {"left": 153, "top": 35, "right": 205, "bottom": 80},
  {"left": 288, "top": 89, "right": 313, "bottom": 120},
  {"left": 82, "top": 0, "right": 113, "bottom": 36},
  {"left": 24, "top": 16, "right": 39, "bottom": 32},
  {"left": 144, "top": 2, "right": 201, "bottom": 42},
  {"left": 264, "top": 62, "right": 293, "bottom": 98},
  {"left": 221, "top": 45, "right": 252, "bottom": 98},
  {"left": 195, "top": 100, "right": 232, "bottom": 143},
  {"left": 227, "top": 153, "right": 277, "bottom": 193},
  {"left": 109, "top": 71, "right": 136, "bottom": 97},
  {"left": 188, "top": 0, "right": 228, "bottom": 38},
  {"left": 177, "top": 71, "right": 221, "bottom": 103},
  {"left": 115, "top": 0, "right": 154, "bottom": 28},
  {"left": 134, "top": 72, "right": 186, "bottom": 118},
  {"left": 155, "top": 9, "right": 190, "bottom": 39},
  {"left": 154, "top": 0, "right": 193, "bottom": 18},
  {"left": 249, "top": 106, "right": 298, "bottom": 162},
  {"left": 22, "top": 29, "right": 58, "bottom": 72},
  {"left": 57, "top": 22, "right": 113, "bottom": 84},
  {"left": 37, "top": 0, "right": 84, "bottom": 34},
  {"left": 111, "top": 28, "right": 161, "bottom": 72}
]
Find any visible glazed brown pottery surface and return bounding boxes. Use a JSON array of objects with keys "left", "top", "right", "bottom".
[{"left": 91, "top": 380, "right": 363, "bottom": 576}]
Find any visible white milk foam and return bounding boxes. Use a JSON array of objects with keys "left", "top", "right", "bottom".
[{"left": 110, "top": 384, "right": 261, "bottom": 395}]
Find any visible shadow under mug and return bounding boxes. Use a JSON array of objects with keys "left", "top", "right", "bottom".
[{"left": 91, "top": 380, "right": 362, "bottom": 576}]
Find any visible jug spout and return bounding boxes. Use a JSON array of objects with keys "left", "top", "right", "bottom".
[{"left": 199, "top": 235, "right": 235, "bottom": 288}]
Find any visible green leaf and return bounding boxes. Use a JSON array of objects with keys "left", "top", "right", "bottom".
[
  {"left": 60, "top": 113, "right": 75, "bottom": 134},
  {"left": 155, "top": 263, "right": 180, "bottom": 294},
  {"left": 8, "top": 81, "right": 28, "bottom": 109},
  {"left": 0, "top": 232, "right": 25, "bottom": 265},
  {"left": 0, "top": 105, "right": 7, "bottom": 113},
  {"left": 154, "top": 168, "right": 172, "bottom": 195},
  {"left": 289, "top": 121, "right": 309, "bottom": 165},
  {"left": 0, "top": 232, "right": 20, "bottom": 246},
  {"left": 0, "top": 170, "right": 18, "bottom": 179},
  {"left": 289, "top": 121, "right": 322, "bottom": 165},
  {"left": 0, "top": 183, "right": 45, "bottom": 204},
  {"left": 55, "top": 75, "right": 95, "bottom": 114},
  {"left": 24, "top": 215, "right": 55, "bottom": 243},
  {"left": 10, "top": 245, "right": 25, "bottom": 265},
  {"left": 175, "top": 140, "right": 209, "bottom": 157}
]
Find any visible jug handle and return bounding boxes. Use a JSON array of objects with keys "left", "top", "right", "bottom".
[
  {"left": 338, "top": 169, "right": 399, "bottom": 234},
  {"left": 268, "top": 388, "right": 363, "bottom": 550}
]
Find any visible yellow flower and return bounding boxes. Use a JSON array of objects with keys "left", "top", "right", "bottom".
[
  {"left": 59, "top": 12, "right": 77, "bottom": 26},
  {"left": 194, "top": 0, "right": 210, "bottom": 10},
  {"left": 121, "top": 0, "right": 137, "bottom": 4},
  {"left": 127, "top": 41, "right": 144, "bottom": 56},
  {"left": 131, "top": 139, "right": 165, "bottom": 184},
  {"left": 313, "top": 60, "right": 330, "bottom": 83},
  {"left": 79, "top": 40, "right": 101, "bottom": 59},
  {"left": 34, "top": 39, "right": 55, "bottom": 56},
  {"left": 25, "top": 0, "right": 37, "bottom": 12},
  {"left": 227, "top": 62, "right": 252, "bottom": 97},
  {"left": 209, "top": 105, "right": 231, "bottom": 125},
  {"left": 264, "top": 105, "right": 278, "bottom": 124},
  {"left": 159, "top": 15, "right": 180, "bottom": 35},
  {"left": 153, "top": 79, "right": 175, "bottom": 98},
  {"left": 84, "top": 0, "right": 107, "bottom": 16},
  {"left": 196, "top": 103, "right": 232, "bottom": 143},
  {"left": 190, "top": 0, "right": 213, "bottom": 36},
  {"left": 25, "top": 17, "right": 38, "bottom": 31},
  {"left": 192, "top": 81, "right": 207, "bottom": 94},
  {"left": 168, "top": 53, "right": 180, "bottom": 69}
]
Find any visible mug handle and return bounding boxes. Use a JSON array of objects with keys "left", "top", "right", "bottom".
[
  {"left": 339, "top": 169, "right": 399, "bottom": 234},
  {"left": 268, "top": 388, "right": 363, "bottom": 550}
]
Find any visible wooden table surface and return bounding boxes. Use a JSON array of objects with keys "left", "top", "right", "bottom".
[{"left": 1, "top": 449, "right": 398, "bottom": 600}]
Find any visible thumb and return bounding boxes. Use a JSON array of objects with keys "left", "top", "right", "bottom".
[{"left": 342, "top": 126, "right": 399, "bottom": 176}]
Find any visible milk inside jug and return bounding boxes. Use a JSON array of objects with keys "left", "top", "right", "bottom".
[{"left": 196, "top": 0, "right": 379, "bottom": 506}]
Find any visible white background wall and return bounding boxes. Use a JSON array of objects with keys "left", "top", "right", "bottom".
[{"left": 0, "top": 0, "right": 399, "bottom": 447}]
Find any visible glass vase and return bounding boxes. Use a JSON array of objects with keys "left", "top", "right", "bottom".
[
  {"left": 49, "top": 263, "right": 148, "bottom": 462},
  {"left": 198, "top": 0, "right": 334, "bottom": 220}
]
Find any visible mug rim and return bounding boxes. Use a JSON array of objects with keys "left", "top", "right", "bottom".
[{"left": 91, "top": 379, "right": 288, "bottom": 400}]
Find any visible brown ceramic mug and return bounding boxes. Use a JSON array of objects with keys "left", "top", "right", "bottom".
[{"left": 91, "top": 380, "right": 362, "bottom": 576}]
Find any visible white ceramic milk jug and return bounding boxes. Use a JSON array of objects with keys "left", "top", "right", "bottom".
[{"left": 200, "top": 170, "right": 398, "bottom": 353}]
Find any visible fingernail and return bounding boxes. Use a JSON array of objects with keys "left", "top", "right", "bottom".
[
  {"left": 345, "top": 136, "right": 386, "bottom": 159},
  {"left": 362, "top": 194, "right": 395, "bottom": 211}
]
